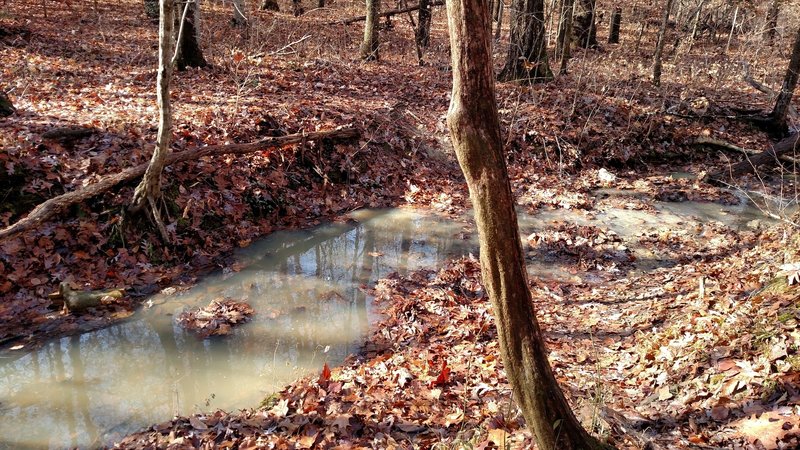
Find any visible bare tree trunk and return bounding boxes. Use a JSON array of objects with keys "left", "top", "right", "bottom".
[
  {"left": 416, "top": 0, "right": 431, "bottom": 47},
  {"left": 687, "top": 0, "right": 705, "bottom": 51},
  {"left": 260, "top": 0, "right": 279, "bottom": 11},
  {"left": 175, "top": 0, "right": 207, "bottom": 70},
  {"left": 231, "top": 0, "right": 247, "bottom": 26},
  {"left": 444, "top": 0, "right": 614, "bottom": 448},
  {"left": 652, "top": 0, "right": 674, "bottom": 86},
  {"left": 572, "top": 0, "right": 597, "bottom": 48},
  {"left": 765, "top": 0, "right": 779, "bottom": 45},
  {"left": 608, "top": 7, "right": 621, "bottom": 43},
  {"left": 498, "top": 0, "right": 553, "bottom": 82},
  {"left": 130, "top": 0, "right": 175, "bottom": 241},
  {"left": 360, "top": 0, "right": 380, "bottom": 60},
  {"left": 494, "top": 0, "right": 504, "bottom": 40},
  {"left": 144, "top": 0, "right": 159, "bottom": 19},
  {"left": 772, "top": 25, "right": 800, "bottom": 133},
  {"left": 725, "top": 4, "right": 738, "bottom": 53},
  {"left": 556, "top": 0, "right": 574, "bottom": 74}
]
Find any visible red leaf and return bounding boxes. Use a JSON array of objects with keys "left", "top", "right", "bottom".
[
  {"left": 319, "top": 362, "right": 331, "bottom": 383},
  {"left": 430, "top": 361, "right": 450, "bottom": 387}
]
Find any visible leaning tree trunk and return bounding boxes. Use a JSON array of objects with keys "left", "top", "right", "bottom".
[
  {"left": 765, "top": 0, "right": 779, "bottom": 45},
  {"left": 130, "top": 0, "right": 174, "bottom": 241},
  {"left": 416, "top": 0, "right": 432, "bottom": 48},
  {"left": 444, "top": 1, "right": 613, "bottom": 449},
  {"left": 498, "top": 0, "right": 553, "bottom": 82},
  {"left": 175, "top": 0, "right": 207, "bottom": 71},
  {"left": 556, "top": 0, "right": 575, "bottom": 74},
  {"left": 772, "top": 24, "right": 800, "bottom": 133},
  {"left": 573, "top": 0, "right": 597, "bottom": 49},
  {"left": 360, "top": 0, "right": 380, "bottom": 60},
  {"left": 652, "top": 0, "right": 674, "bottom": 86},
  {"left": 608, "top": 7, "right": 622, "bottom": 43}
]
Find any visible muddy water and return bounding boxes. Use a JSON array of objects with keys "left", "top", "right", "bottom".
[{"left": 0, "top": 201, "right": 771, "bottom": 449}]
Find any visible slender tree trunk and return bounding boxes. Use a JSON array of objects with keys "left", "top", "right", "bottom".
[
  {"left": 772, "top": 25, "right": 800, "bottom": 133},
  {"left": 687, "top": 0, "right": 705, "bottom": 51},
  {"left": 498, "top": 0, "right": 553, "bottom": 82},
  {"left": 130, "top": 0, "right": 174, "bottom": 241},
  {"left": 444, "top": 1, "right": 613, "bottom": 448},
  {"left": 493, "top": 0, "right": 502, "bottom": 20},
  {"left": 416, "top": 0, "right": 431, "bottom": 47},
  {"left": 652, "top": 0, "right": 674, "bottom": 86},
  {"left": 572, "top": 0, "right": 597, "bottom": 48},
  {"left": 608, "top": 7, "right": 621, "bottom": 43},
  {"left": 175, "top": 0, "right": 207, "bottom": 71},
  {"left": 360, "top": 0, "right": 380, "bottom": 60},
  {"left": 231, "top": 0, "right": 247, "bottom": 26},
  {"left": 556, "top": 0, "right": 574, "bottom": 74},
  {"left": 725, "top": 5, "right": 738, "bottom": 53},
  {"left": 765, "top": 0, "right": 779, "bottom": 45}
]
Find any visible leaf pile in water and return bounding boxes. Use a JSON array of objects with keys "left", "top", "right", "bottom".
[{"left": 177, "top": 298, "right": 255, "bottom": 338}]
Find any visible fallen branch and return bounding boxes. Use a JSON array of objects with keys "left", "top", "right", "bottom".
[
  {"left": 331, "top": 0, "right": 444, "bottom": 25},
  {"left": 0, "top": 126, "right": 358, "bottom": 242},
  {"left": 707, "top": 132, "right": 800, "bottom": 181}
]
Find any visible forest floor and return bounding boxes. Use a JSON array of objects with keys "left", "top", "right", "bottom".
[{"left": 1, "top": 0, "right": 800, "bottom": 449}]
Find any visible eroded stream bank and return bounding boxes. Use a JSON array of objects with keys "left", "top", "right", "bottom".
[{"left": 0, "top": 197, "right": 774, "bottom": 449}]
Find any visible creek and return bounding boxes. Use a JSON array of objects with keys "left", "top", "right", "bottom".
[{"left": 0, "top": 198, "right": 772, "bottom": 449}]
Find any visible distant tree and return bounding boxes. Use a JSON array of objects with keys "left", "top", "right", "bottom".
[
  {"left": 573, "top": 0, "right": 597, "bottom": 48},
  {"left": 144, "top": 0, "right": 159, "bottom": 19},
  {"left": 555, "top": 0, "right": 575, "bottom": 74},
  {"left": 416, "top": 0, "right": 432, "bottom": 48},
  {"left": 232, "top": 0, "right": 247, "bottom": 26},
  {"left": 175, "top": 0, "right": 207, "bottom": 71},
  {"left": 130, "top": 0, "right": 175, "bottom": 241},
  {"left": 772, "top": 24, "right": 800, "bottom": 134},
  {"left": 0, "top": 90, "right": 15, "bottom": 117},
  {"left": 608, "top": 7, "right": 622, "bottom": 43},
  {"left": 498, "top": 0, "right": 553, "bottom": 82},
  {"left": 360, "top": 0, "right": 380, "bottom": 60},
  {"left": 765, "top": 0, "right": 780, "bottom": 45},
  {"left": 652, "top": 0, "right": 674, "bottom": 86},
  {"left": 444, "top": 0, "right": 614, "bottom": 449},
  {"left": 260, "top": 0, "right": 279, "bottom": 11}
]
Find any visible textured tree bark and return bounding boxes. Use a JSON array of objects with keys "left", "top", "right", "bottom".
[
  {"left": 231, "top": 0, "right": 247, "bottom": 26},
  {"left": 360, "top": 0, "right": 380, "bottom": 60},
  {"left": 130, "top": 0, "right": 175, "bottom": 241},
  {"left": 651, "top": 0, "right": 673, "bottom": 86},
  {"left": 556, "top": 0, "right": 575, "bottom": 74},
  {"left": 709, "top": 133, "right": 800, "bottom": 180},
  {"left": 498, "top": 0, "right": 553, "bottom": 82},
  {"left": 772, "top": 25, "right": 800, "bottom": 133},
  {"left": 608, "top": 7, "right": 621, "bottom": 43},
  {"left": 416, "top": 0, "right": 431, "bottom": 48},
  {"left": 175, "top": 0, "right": 207, "bottom": 71},
  {"left": 444, "top": 0, "right": 611, "bottom": 448},
  {"left": 572, "top": 0, "right": 597, "bottom": 48}
]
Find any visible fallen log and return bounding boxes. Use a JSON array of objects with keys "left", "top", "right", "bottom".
[
  {"left": 331, "top": 0, "right": 444, "bottom": 25},
  {"left": 708, "top": 132, "right": 800, "bottom": 181},
  {"left": 0, "top": 126, "right": 359, "bottom": 242}
]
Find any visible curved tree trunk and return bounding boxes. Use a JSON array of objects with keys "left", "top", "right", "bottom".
[
  {"left": 652, "top": 0, "right": 674, "bottom": 86},
  {"left": 498, "top": 0, "right": 553, "bottom": 82},
  {"left": 444, "top": 0, "right": 612, "bottom": 449},
  {"left": 608, "top": 7, "right": 621, "bottom": 43},
  {"left": 360, "top": 0, "right": 380, "bottom": 60},
  {"left": 772, "top": 24, "right": 800, "bottom": 134},
  {"left": 556, "top": 0, "right": 575, "bottom": 74},
  {"left": 130, "top": 0, "right": 175, "bottom": 241},
  {"left": 175, "top": 0, "right": 207, "bottom": 71},
  {"left": 572, "top": 0, "right": 597, "bottom": 49}
]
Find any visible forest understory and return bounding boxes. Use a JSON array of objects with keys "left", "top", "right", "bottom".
[{"left": 1, "top": 0, "right": 800, "bottom": 448}]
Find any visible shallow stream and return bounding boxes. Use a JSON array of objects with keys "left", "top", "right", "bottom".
[{"left": 0, "top": 199, "right": 773, "bottom": 449}]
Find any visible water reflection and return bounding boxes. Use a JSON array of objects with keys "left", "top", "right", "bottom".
[
  {"left": 0, "top": 209, "right": 470, "bottom": 449},
  {"left": 0, "top": 202, "right": 773, "bottom": 449}
]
